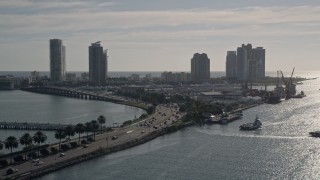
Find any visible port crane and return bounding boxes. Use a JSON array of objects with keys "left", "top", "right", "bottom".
[{"left": 280, "top": 67, "right": 296, "bottom": 99}]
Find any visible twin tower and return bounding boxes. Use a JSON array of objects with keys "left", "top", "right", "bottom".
[{"left": 49, "top": 39, "right": 108, "bottom": 86}]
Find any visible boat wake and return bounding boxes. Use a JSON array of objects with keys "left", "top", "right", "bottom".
[{"left": 196, "top": 129, "right": 308, "bottom": 140}]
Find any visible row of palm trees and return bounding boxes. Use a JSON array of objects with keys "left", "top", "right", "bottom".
[
  {"left": 0, "top": 115, "right": 106, "bottom": 164},
  {"left": 0, "top": 131, "right": 47, "bottom": 163},
  {"left": 55, "top": 115, "right": 106, "bottom": 152}
]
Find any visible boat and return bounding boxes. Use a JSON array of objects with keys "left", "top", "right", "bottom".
[
  {"left": 309, "top": 131, "right": 320, "bottom": 137},
  {"left": 239, "top": 116, "right": 262, "bottom": 131}
]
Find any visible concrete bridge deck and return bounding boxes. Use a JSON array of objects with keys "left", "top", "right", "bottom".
[
  {"left": 0, "top": 121, "right": 72, "bottom": 131},
  {"left": 21, "top": 86, "right": 126, "bottom": 102}
]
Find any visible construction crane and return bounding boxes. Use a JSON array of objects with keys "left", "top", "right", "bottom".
[{"left": 280, "top": 67, "right": 296, "bottom": 99}]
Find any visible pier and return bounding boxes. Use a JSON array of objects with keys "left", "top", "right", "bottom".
[
  {"left": 21, "top": 87, "right": 125, "bottom": 103},
  {"left": 0, "top": 121, "right": 72, "bottom": 131}
]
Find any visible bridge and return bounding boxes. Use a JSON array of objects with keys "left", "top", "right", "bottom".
[
  {"left": 0, "top": 121, "right": 72, "bottom": 131},
  {"left": 21, "top": 87, "right": 126, "bottom": 103}
]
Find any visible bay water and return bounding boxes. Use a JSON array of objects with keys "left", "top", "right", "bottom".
[
  {"left": 39, "top": 71, "right": 320, "bottom": 179},
  {"left": 1, "top": 71, "right": 320, "bottom": 179},
  {"left": 0, "top": 90, "right": 145, "bottom": 153}
]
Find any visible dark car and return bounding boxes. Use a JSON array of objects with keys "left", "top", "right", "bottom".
[
  {"left": 6, "top": 168, "right": 18, "bottom": 175},
  {"left": 111, "top": 136, "right": 118, "bottom": 140}
]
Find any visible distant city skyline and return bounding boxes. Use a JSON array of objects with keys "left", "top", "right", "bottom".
[{"left": 1, "top": 0, "right": 320, "bottom": 72}]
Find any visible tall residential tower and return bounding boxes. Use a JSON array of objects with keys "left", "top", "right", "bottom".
[
  {"left": 89, "top": 41, "right": 107, "bottom": 86},
  {"left": 191, "top": 53, "right": 210, "bottom": 82},
  {"left": 50, "top": 39, "right": 65, "bottom": 82},
  {"left": 226, "top": 51, "right": 237, "bottom": 79},
  {"left": 235, "top": 44, "right": 265, "bottom": 81}
]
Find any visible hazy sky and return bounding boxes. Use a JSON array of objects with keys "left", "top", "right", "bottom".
[{"left": 1, "top": 0, "right": 320, "bottom": 72}]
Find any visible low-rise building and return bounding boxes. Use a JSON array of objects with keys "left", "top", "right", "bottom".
[{"left": 0, "top": 76, "right": 14, "bottom": 90}]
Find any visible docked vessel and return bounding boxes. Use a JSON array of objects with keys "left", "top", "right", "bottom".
[
  {"left": 239, "top": 116, "right": 262, "bottom": 131},
  {"left": 309, "top": 131, "right": 320, "bottom": 137}
]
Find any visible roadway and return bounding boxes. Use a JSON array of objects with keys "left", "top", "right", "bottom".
[{"left": 0, "top": 104, "right": 183, "bottom": 179}]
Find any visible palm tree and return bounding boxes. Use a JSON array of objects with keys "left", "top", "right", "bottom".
[
  {"left": 4, "top": 136, "right": 19, "bottom": 163},
  {"left": 19, "top": 133, "right": 33, "bottom": 160},
  {"left": 33, "top": 131, "right": 47, "bottom": 155},
  {"left": 190, "top": 100, "right": 205, "bottom": 126},
  {"left": 91, "top": 120, "right": 99, "bottom": 141},
  {"left": 55, "top": 128, "right": 66, "bottom": 152},
  {"left": 84, "top": 122, "right": 92, "bottom": 140},
  {"left": 74, "top": 123, "right": 85, "bottom": 144},
  {"left": 97, "top": 115, "right": 106, "bottom": 133},
  {"left": 64, "top": 125, "right": 75, "bottom": 142}
]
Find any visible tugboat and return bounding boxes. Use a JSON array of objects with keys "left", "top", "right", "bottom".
[
  {"left": 309, "top": 131, "right": 320, "bottom": 137},
  {"left": 239, "top": 116, "right": 262, "bottom": 131}
]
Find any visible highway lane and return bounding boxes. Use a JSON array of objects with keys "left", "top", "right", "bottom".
[{"left": 0, "top": 105, "right": 183, "bottom": 179}]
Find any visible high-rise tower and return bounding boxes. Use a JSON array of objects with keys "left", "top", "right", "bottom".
[
  {"left": 50, "top": 39, "right": 65, "bottom": 82},
  {"left": 226, "top": 51, "right": 237, "bottom": 79},
  {"left": 191, "top": 53, "right": 210, "bottom": 82},
  {"left": 89, "top": 41, "right": 106, "bottom": 86},
  {"left": 236, "top": 44, "right": 265, "bottom": 81}
]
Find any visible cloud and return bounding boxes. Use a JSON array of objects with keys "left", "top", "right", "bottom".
[
  {"left": 1, "top": 2, "right": 320, "bottom": 71},
  {"left": 1, "top": 4, "right": 320, "bottom": 43}
]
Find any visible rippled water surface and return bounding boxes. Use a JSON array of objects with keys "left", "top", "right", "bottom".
[
  {"left": 37, "top": 71, "right": 320, "bottom": 180},
  {"left": 3, "top": 72, "right": 320, "bottom": 179},
  {"left": 0, "top": 90, "right": 145, "bottom": 153}
]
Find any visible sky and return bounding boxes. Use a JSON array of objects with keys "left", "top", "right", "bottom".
[{"left": 0, "top": 0, "right": 320, "bottom": 72}]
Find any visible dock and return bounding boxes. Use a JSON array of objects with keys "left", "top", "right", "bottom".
[{"left": 0, "top": 121, "right": 72, "bottom": 131}]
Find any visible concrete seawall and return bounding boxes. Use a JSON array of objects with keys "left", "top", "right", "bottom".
[{"left": 12, "top": 122, "right": 193, "bottom": 180}]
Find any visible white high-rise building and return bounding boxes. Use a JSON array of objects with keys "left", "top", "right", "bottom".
[{"left": 50, "top": 39, "right": 65, "bottom": 82}]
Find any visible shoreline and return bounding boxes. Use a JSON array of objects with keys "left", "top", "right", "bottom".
[
  {"left": 0, "top": 89, "right": 262, "bottom": 179},
  {"left": 0, "top": 105, "right": 186, "bottom": 179},
  {"left": 20, "top": 87, "right": 151, "bottom": 111},
  {"left": 7, "top": 122, "right": 193, "bottom": 180}
]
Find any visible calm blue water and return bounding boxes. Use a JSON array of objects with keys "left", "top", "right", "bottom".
[
  {"left": 38, "top": 71, "right": 320, "bottom": 179},
  {"left": 0, "top": 90, "right": 145, "bottom": 154}
]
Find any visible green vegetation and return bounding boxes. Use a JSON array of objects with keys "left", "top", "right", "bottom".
[
  {"left": 75, "top": 123, "right": 85, "bottom": 144},
  {"left": 97, "top": 115, "right": 106, "bottom": 133},
  {"left": 55, "top": 128, "right": 66, "bottom": 152},
  {"left": 65, "top": 125, "right": 75, "bottom": 141},
  {"left": 178, "top": 98, "right": 242, "bottom": 125},
  {"left": 4, "top": 136, "right": 19, "bottom": 163},
  {"left": 116, "top": 88, "right": 166, "bottom": 105},
  {"left": 180, "top": 100, "right": 224, "bottom": 125},
  {"left": 147, "top": 106, "right": 155, "bottom": 115},
  {"left": 33, "top": 131, "right": 47, "bottom": 155},
  {"left": 0, "top": 140, "right": 3, "bottom": 151},
  {"left": 19, "top": 133, "right": 33, "bottom": 160},
  {"left": 90, "top": 120, "right": 99, "bottom": 141}
]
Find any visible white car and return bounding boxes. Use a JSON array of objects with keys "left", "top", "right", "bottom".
[
  {"left": 34, "top": 161, "right": 44, "bottom": 166},
  {"left": 31, "top": 159, "right": 40, "bottom": 163}
]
